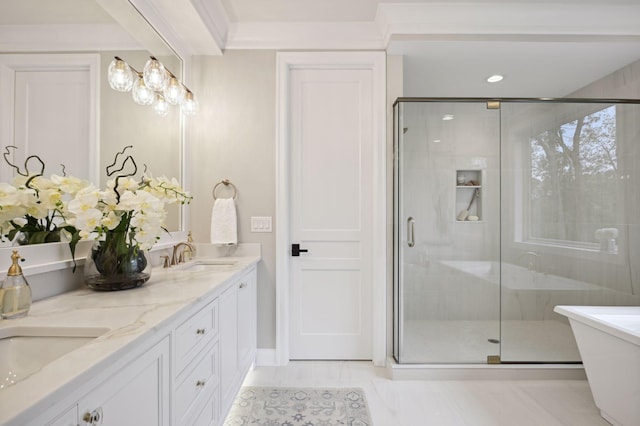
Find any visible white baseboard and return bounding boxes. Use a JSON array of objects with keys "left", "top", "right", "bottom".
[{"left": 256, "top": 348, "right": 278, "bottom": 366}]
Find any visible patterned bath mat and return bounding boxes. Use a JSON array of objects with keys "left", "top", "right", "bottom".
[{"left": 224, "top": 387, "right": 372, "bottom": 426}]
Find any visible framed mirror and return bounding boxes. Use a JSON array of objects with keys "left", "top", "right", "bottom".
[{"left": 0, "top": 0, "right": 184, "bottom": 235}]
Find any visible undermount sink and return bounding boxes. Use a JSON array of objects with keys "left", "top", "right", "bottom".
[
  {"left": 176, "top": 259, "right": 238, "bottom": 271},
  {"left": 0, "top": 326, "right": 109, "bottom": 390}
]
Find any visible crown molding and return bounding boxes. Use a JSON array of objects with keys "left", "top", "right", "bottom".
[
  {"left": 0, "top": 24, "right": 140, "bottom": 53},
  {"left": 226, "top": 22, "right": 384, "bottom": 50},
  {"left": 190, "top": 0, "right": 229, "bottom": 54},
  {"left": 8, "top": 2, "right": 636, "bottom": 55},
  {"left": 127, "top": 0, "right": 223, "bottom": 58},
  {"left": 376, "top": 3, "right": 640, "bottom": 46},
  {"left": 215, "top": 2, "right": 640, "bottom": 51}
]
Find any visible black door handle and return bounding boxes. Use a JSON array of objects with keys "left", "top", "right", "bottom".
[{"left": 291, "top": 243, "right": 309, "bottom": 257}]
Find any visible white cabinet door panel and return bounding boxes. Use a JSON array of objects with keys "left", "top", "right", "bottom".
[{"left": 78, "top": 336, "right": 170, "bottom": 426}]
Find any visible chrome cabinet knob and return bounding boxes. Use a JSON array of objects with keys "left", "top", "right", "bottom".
[{"left": 82, "top": 408, "right": 103, "bottom": 425}]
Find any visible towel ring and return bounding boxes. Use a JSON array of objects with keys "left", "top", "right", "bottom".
[{"left": 212, "top": 179, "right": 237, "bottom": 200}]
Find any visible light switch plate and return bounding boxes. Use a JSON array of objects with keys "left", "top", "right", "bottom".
[{"left": 251, "top": 216, "right": 272, "bottom": 233}]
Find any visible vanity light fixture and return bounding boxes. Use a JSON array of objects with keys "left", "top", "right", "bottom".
[
  {"left": 164, "top": 73, "right": 186, "bottom": 105},
  {"left": 143, "top": 56, "right": 167, "bottom": 91},
  {"left": 486, "top": 74, "right": 504, "bottom": 83},
  {"left": 132, "top": 75, "right": 155, "bottom": 106},
  {"left": 107, "top": 57, "right": 134, "bottom": 92},
  {"left": 181, "top": 90, "right": 199, "bottom": 116},
  {"left": 153, "top": 94, "right": 170, "bottom": 117},
  {"left": 107, "top": 56, "right": 198, "bottom": 116}
]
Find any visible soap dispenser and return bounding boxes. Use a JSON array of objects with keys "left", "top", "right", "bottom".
[
  {"left": 0, "top": 250, "right": 32, "bottom": 319},
  {"left": 184, "top": 231, "right": 196, "bottom": 261}
]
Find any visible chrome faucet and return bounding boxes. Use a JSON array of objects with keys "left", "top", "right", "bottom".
[{"left": 171, "top": 242, "right": 195, "bottom": 266}]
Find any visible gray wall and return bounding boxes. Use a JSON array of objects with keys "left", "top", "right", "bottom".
[{"left": 189, "top": 51, "right": 276, "bottom": 348}]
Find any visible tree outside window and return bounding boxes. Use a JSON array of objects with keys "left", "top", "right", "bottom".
[{"left": 529, "top": 105, "right": 619, "bottom": 249}]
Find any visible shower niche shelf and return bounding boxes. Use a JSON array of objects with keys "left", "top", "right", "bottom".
[{"left": 455, "top": 169, "right": 482, "bottom": 222}]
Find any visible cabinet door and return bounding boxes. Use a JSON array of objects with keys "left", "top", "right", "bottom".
[
  {"left": 78, "top": 336, "right": 170, "bottom": 426},
  {"left": 219, "top": 284, "right": 238, "bottom": 393},
  {"left": 46, "top": 405, "right": 77, "bottom": 426},
  {"left": 237, "top": 268, "right": 257, "bottom": 369}
]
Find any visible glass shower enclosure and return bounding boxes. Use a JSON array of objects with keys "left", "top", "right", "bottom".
[{"left": 393, "top": 98, "right": 640, "bottom": 364}]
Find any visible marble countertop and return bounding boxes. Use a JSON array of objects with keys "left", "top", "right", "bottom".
[{"left": 0, "top": 246, "right": 260, "bottom": 425}]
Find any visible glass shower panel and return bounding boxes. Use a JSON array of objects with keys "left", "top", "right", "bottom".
[
  {"left": 394, "top": 100, "right": 501, "bottom": 363},
  {"left": 500, "top": 102, "right": 640, "bottom": 362}
]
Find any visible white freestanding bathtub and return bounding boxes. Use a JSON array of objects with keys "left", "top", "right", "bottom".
[{"left": 554, "top": 306, "right": 640, "bottom": 426}]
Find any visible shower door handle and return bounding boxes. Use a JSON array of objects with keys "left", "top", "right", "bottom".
[{"left": 407, "top": 217, "right": 415, "bottom": 247}]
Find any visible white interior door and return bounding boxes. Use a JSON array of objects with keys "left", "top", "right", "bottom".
[
  {"left": 14, "top": 70, "right": 91, "bottom": 178},
  {"left": 289, "top": 67, "right": 373, "bottom": 360},
  {"left": 0, "top": 54, "right": 98, "bottom": 183}
]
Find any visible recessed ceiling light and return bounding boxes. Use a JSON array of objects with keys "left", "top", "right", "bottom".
[
  {"left": 442, "top": 114, "right": 454, "bottom": 121},
  {"left": 433, "top": 139, "right": 441, "bottom": 143},
  {"left": 486, "top": 74, "right": 504, "bottom": 83}
]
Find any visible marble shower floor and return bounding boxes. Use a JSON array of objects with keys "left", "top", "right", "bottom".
[
  {"left": 241, "top": 361, "right": 608, "bottom": 426},
  {"left": 400, "top": 319, "right": 581, "bottom": 363}
]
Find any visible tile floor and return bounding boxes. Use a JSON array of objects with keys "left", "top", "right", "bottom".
[{"left": 240, "top": 361, "right": 609, "bottom": 426}]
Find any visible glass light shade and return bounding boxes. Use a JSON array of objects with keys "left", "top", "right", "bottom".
[
  {"left": 153, "top": 94, "right": 169, "bottom": 117},
  {"left": 132, "top": 76, "right": 154, "bottom": 106},
  {"left": 107, "top": 58, "right": 134, "bottom": 92},
  {"left": 164, "top": 77, "right": 186, "bottom": 105},
  {"left": 181, "top": 91, "right": 199, "bottom": 116},
  {"left": 143, "top": 57, "right": 167, "bottom": 91}
]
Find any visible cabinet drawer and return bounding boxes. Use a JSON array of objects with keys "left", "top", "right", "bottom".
[
  {"left": 176, "top": 342, "right": 219, "bottom": 424},
  {"left": 186, "top": 386, "right": 219, "bottom": 426},
  {"left": 176, "top": 299, "right": 218, "bottom": 374}
]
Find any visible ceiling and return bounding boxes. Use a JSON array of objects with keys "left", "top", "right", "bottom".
[
  {"left": 389, "top": 38, "right": 640, "bottom": 97},
  {"left": 211, "top": 0, "right": 640, "bottom": 96},
  {"left": 0, "top": 0, "right": 114, "bottom": 25},
  {"left": 2, "top": 0, "right": 640, "bottom": 97}
]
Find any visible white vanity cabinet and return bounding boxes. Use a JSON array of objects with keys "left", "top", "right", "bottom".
[
  {"left": 173, "top": 264, "right": 257, "bottom": 425},
  {"left": 43, "top": 336, "right": 171, "bottom": 426},
  {"left": 220, "top": 266, "right": 258, "bottom": 419},
  {"left": 16, "top": 259, "right": 259, "bottom": 426}
]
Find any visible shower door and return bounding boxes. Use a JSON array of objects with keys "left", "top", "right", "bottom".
[{"left": 394, "top": 100, "right": 501, "bottom": 363}]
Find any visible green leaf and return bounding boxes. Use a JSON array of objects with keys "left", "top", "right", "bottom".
[{"left": 62, "top": 226, "right": 81, "bottom": 272}]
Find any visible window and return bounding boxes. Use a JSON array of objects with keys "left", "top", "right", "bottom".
[{"left": 527, "top": 105, "right": 619, "bottom": 250}]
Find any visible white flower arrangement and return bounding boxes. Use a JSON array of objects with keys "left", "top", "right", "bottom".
[
  {"left": 68, "top": 173, "right": 191, "bottom": 250},
  {"left": 0, "top": 149, "right": 90, "bottom": 245},
  {"left": 1, "top": 146, "right": 191, "bottom": 262}
]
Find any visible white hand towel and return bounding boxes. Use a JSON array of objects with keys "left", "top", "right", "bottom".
[{"left": 210, "top": 198, "right": 238, "bottom": 245}]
